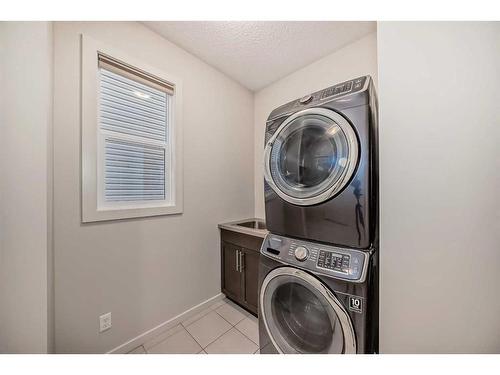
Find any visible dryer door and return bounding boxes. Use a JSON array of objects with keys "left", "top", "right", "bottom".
[
  {"left": 264, "top": 108, "right": 359, "bottom": 206},
  {"left": 260, "top": 267, "right": 356, "bottom": 354}
]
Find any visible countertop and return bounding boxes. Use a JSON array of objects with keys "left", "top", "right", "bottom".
[{"left": 218, "top": 218, "right": 268, "bottom": 239}]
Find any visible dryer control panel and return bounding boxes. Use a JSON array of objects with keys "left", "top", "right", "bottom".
[
  {"left": 261, "top": 234, "right": 370, "bottom": 283},
  {"left": 267, "top": 76, "right": 369, "bottom": 122},
  {"left": 319, "top": 76, "right": 366, "bottom": 100}
]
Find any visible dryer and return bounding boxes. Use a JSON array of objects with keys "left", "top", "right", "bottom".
[{"left": 263, "top": 76, "right": 378, "bottom": 249}]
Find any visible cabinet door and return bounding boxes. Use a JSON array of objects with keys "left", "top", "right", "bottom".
[
  {"left": 222, "top": 242, "right": 242, "bottom": 301},
  {"left": 241, "top": 249, "right": 260, "bottom": 314}
]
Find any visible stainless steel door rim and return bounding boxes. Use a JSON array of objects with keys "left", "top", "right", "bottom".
[
  {"left": 259, "top": 266, "right": 357, "bottom": 354},
  {"left": 263, "top": 107, "right": 359, "bottom": 206}
]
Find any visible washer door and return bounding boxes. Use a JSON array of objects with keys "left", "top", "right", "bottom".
[
  {"left": 264, "top": 108, "right": 359, "bottom": 206},
  {"left": 260, "top": 267, "right": 356, "bottom": 354}
]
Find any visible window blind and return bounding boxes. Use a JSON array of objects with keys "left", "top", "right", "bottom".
[
  {"left": 98, "top": 55, "right": 171, "bottom": 203},
  {"left": 104, "top": 139, "right": 166, "bottom": 201},
  {"left": 100, "top": 68, "right": 168, "bottom": 142}
]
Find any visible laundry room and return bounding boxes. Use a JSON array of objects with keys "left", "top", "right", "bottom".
[{"left": 1, "top": 2, "right": 500, "bottom": 373}]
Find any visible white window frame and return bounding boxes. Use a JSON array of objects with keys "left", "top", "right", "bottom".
[{"left": 81, "top": 35, "right": 183, "bottom": 222}]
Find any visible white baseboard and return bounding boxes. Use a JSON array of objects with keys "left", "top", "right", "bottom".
[{"left": 107, "top": 293, "right": 225, "bottom": 354}]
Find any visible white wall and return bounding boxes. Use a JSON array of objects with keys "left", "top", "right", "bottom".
[
  {"left": 378, "top": 22, "right": 500, "bottom": 353},
  {"left": 253, "top": 32, "right": 378, "bottom": 218},
  {"left": 53, "top": 22, "right": 254, "bottom": 353},
  {"left": 0, "top": 22, "right": 53, "bottom": 353}
]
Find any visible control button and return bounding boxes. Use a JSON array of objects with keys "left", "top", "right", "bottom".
[
  {"left": 334, "top": 85, "right": 344, "bottom": 94},
  {"left": 299, "top": 95, "right": 313, "bottom": 104},
  {"left": 321, "top": 88, "right": 333, "bottom": 99},
  {"left": 294, "top": 246, "right": 309, "bottom": 261}
]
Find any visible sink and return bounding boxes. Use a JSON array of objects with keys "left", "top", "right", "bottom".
[
  {"left": 218, "top": 218, "right": 268, "bottom": 238},
  {"left": 235, "top": 220, "right": 266, "bottom": 230}
]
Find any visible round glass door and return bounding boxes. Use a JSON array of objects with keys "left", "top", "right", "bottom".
[
  {"left": 260, "top": 267, "right": 356, "bottom": 354},
  {"left": 264, "top": 108, "right": 358, "bottom": 206}
]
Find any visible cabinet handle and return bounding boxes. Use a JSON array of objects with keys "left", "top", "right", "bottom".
[
  {"left": 239, "top": 251, "right": 244, "bottom": 272},
  {"left": 235, "top": 250, "right": 240, "bottom": 271}
]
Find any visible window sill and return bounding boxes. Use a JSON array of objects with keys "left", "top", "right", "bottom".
[{"left": 82, "top": 203, "right": 183, "bottom": 223}]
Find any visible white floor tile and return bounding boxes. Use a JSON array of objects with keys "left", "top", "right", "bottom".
[
  {"left": 235, "top": 316, "right": 259, "bottom": 345},
  {"left": 143, "top": 324, "right": 184, "bottom": 350},
  {"left": 147, "top": 327, "right": 202, "bottom": 354},
  {"left": 205, "top": 328, "right": 258, "bottom": 354},
  {"left": 127, "top": 345, "right": 146, "bottom": 354},
  {"left": 215, "top": 300, "right": 248, "bottom": 325},
  {"left": 181, "top": 306, "right": 214, "bottom": 327},
  {"left": 185, "top": 311, "right": 232, "bottom": 348},
  {"left": 209, "top": 299, "right": 227, "bottom": 311},
  {"left": 181, "top": 297, "right": 227, "bottom": 327}
]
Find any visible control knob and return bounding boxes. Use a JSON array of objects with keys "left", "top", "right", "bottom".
[
  {"left": 294, "top": 246, "right": 309, "bottom": 262},
  {"left": 299, "top": 95, "right": 313, "bottom": 104}
]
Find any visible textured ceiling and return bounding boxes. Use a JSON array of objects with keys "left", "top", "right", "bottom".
[{"left": 142, "top": 21, "right": 376, "bottom": 91}]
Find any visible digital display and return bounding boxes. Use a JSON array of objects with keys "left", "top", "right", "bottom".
[{"left": 317, "top": 250, "right": 350, "bottom": 273}]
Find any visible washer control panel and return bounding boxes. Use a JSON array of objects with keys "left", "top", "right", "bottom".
[{"left": 261, "top": 234, "right": 369, "bottom": 282}]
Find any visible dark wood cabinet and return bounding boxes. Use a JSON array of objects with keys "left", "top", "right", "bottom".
[
  {"left": 241, "top": 248, "right": 259, "bottom": 313},
  {"left": 220, "top": 229, "right": 263, "bottom": 315},
  {"left": 222, "top": 242, "right": 243, "bottom": 301}
]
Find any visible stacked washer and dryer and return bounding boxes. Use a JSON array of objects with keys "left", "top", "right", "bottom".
[{"left": 258, "top": 76, "right": 379, "bottom": 354}]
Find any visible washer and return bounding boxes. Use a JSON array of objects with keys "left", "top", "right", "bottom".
[
  {"left": 263, "top": 76, "right": 378, "bottom": 249},
  {"left": 258, "top": 234, "right": 378, "bottom": 354}
]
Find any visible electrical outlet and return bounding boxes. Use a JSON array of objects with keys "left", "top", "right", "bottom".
[{"left": 99, "top": 312, "right": 112, "bottom": 332}]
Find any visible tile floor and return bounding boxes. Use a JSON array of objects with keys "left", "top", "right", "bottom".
[{"left": 127, "top": 298, "right": 260, "bottom": 354}]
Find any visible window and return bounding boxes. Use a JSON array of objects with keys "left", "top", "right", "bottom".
[
  {"left": 81, "top": 36, "right": 183, "bottom": 222},
  {"left": 98, "top": 55, "right": 171, "bottom": 205}
]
